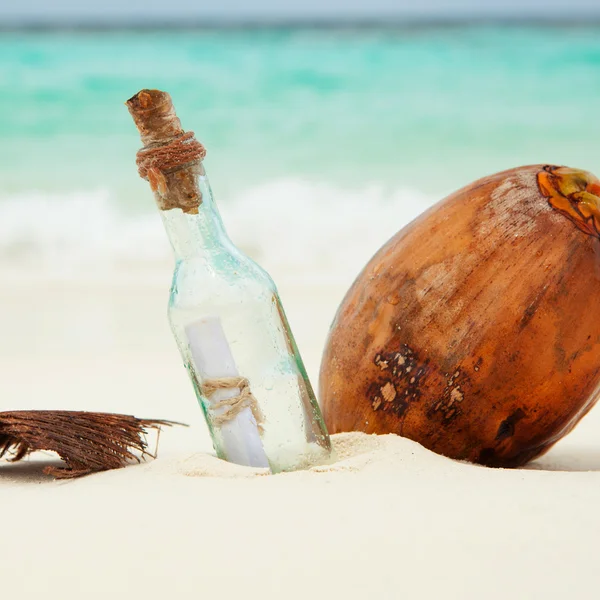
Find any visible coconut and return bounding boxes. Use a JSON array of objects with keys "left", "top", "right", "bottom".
[{"left": 320, "top": 165, "right": 600, "bottom": 467}]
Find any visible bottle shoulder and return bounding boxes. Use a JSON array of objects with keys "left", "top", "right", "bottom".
[
  {"left": 169, "top": 243, "right": 276, "bottom": 308},
  {"left": 179, "top": 241, "right": 273, "bottom": 281}
]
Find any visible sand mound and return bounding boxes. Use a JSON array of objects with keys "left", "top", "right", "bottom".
[{"left": 169, "top": 432, "right": 451, "bottom": 478}]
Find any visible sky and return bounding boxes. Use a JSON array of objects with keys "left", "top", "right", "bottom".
[{"left": 2, "top": 0, "right": 600, "bottom": 25}]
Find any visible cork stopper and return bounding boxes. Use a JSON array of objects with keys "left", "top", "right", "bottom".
[
  {"left": 126, "top": 89, "right": 183, "bottom": 146},
  {"left": 126, "top": 89, "right": 206, "bottom": 214}
]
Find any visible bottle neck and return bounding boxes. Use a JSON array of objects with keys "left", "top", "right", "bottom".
[{"left": 159, "top": 165, "right": 229, "bottom": 260}]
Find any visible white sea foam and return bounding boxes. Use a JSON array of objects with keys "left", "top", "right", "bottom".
[{"left": 0, "top": 180, "right": 435, "bottom": 283}]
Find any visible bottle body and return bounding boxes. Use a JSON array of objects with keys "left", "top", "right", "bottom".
[{"left": 163, "top": 190, "right": 332, "bottom": 473}]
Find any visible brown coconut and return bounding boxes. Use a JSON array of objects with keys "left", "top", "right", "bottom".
[{"left": 320, "top": 165, "right": 600, "bottom": 467}]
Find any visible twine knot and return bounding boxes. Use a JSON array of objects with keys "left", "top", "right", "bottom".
[{"left": 201, "top": 377, "right": 265, "bottom": 432}]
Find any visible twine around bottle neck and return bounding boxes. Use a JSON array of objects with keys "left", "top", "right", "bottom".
[
  {"left": 135, "top": 133, "right": 207, "bottom": 214},
  {"left": 136, "top": 132, "right": 205, "bottom": 179}
]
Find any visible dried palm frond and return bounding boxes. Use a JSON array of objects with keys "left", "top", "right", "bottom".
[{"left": 0, "top": 410, "right": 180, "bottom": 479}]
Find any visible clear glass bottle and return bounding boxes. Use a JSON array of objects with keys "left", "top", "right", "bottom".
[{"left": 127, "top": 89, "right": 332, "bottom": 473}]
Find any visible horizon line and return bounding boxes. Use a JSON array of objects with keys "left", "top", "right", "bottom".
[{"left": 2, "top": 15, "right": 600, "bottom": 32}]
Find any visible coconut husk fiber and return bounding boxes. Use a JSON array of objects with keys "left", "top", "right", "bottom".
[{"left": 0, "top": 410, "right": 179, "bottom": 479}]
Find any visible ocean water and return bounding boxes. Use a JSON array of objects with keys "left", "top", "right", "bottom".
[{"left": 1, "top": 26, "right": 599, "bottom": 278}]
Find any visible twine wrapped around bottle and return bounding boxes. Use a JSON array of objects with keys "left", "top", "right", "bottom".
[
  {"left": 136, "top": 131, "right": 206, "bottom": 180},
  {"left": 201, "top": 377, "right": 265, "bottom": 433}
]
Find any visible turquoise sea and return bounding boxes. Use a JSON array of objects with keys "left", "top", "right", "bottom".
[{"left": 1, "top": 26, "right": 599, "bottom": 273}]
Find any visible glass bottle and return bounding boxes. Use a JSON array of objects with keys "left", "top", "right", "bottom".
[{"left": 127, "top": 89, "right": 332, "bottom": 473}]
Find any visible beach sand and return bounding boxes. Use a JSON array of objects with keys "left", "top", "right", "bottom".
[{"left": 2, "top": 270, "right": 600, "bottom": 599}]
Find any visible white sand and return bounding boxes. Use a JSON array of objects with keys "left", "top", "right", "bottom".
[{"left": 2, "top": 271, "right": 600, "bottom": 599}]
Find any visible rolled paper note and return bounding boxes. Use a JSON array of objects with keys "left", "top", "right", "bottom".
[{"left": 185, "top": 316, "right": 270, "bottom": 469}]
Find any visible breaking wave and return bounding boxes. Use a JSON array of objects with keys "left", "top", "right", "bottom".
[{"left": 0, "top": 179, "right": 436, "bottom": 283}]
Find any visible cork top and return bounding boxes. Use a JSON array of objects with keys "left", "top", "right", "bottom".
[{"left": 126, "top": 89, "right": 183, "bottom": 146}]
